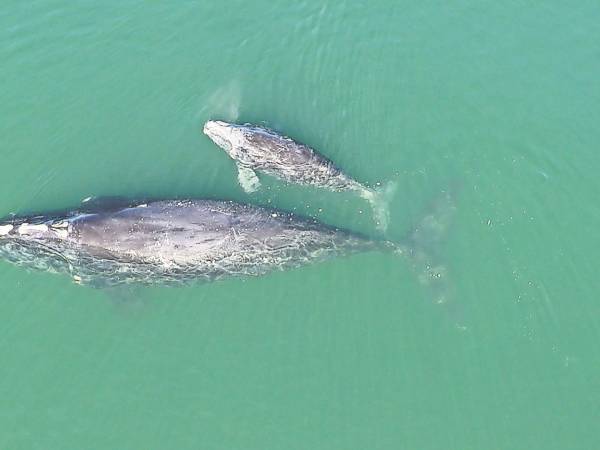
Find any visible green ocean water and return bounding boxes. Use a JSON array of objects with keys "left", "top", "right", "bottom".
[{"left": 1, "top": 1, "right": 599, "bottom": 449}]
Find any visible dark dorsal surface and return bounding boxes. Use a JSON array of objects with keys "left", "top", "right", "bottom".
[
  {"left": 0, "top": 199, "right": 378, "bottom": 287},
  {"left": 241, "top": 126, "right": 351, "bottom": 188}
]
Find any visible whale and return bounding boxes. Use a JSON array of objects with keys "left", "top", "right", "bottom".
[
  {"left": 0, "top": 198, "right": 396, "bottom": 288},
  {"left": 0, "top": 189, "right": 459, "bottom": 323},
  {"left": 203, "top": 120, "right": 396, "bottom": 231}
]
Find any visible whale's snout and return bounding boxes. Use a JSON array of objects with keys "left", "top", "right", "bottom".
[
  {"left": 203, "top": 120, "right": 228, "bottom": 137},
  {"left": 203, "top": 120, "right": 240, "bottom": 154}
]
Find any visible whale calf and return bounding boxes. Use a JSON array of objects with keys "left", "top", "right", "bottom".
[
  {"left": 0, "top": 198, "right": 393, "bottom": 288},
  {"left": 203, "top": 120, "right": 395, "bottom": 231}
]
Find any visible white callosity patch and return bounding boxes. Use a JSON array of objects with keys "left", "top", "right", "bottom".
[
  {"left": 0, "top": 221, "right": 72, "bottom": 239},
  {"left": 52, "top": 221, "right": 69, "bottom": 228},
  {"left": 203, "top": 121, "right": 247, "bottom": 159},
  {"left": 50, "top": 226, "right": 69, "bottom": 239},
  {"left": 18, "top": 223, "right": 48, "bottom": 235},
  {"left": 49, "top": 220, "right": 73, "bottom": 239},
  {"left": 0, "top": 224, "right": 13, "bottom": 236}
]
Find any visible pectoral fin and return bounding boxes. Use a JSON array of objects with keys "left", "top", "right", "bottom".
[{"left": 237, "top": 164, "right": 261, "bottom": 193}]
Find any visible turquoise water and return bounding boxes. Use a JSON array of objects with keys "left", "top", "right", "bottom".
[{"left": 1, "top": 1, "right": 599, "bottom": 449}]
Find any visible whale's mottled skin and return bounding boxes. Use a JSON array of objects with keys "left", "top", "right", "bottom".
[
  {"left": 203, "top": 121, "right": 362, "bottom": 191},
  {"left": 203, "top": 120, "right": 395, "bottom": 230},
  {"left": 0, "top": 199, "right": 390, "bottom": 287}
]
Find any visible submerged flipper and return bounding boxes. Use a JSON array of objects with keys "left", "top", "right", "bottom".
[
  {"left": 103, "top": 285, "right": 150, "bottom": 315},
  {"left": 236, "top": 164, "right": 261, "bottom": 193}
]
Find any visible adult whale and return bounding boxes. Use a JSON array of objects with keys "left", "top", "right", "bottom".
[
  {"left": 203, "top": 120, "right": 396, "bottom": 231},
  {"left": 0, "top": 191, "right": 459, "bottom": 319},
  {"left": 0, "top": 198, "right": 397, "bottom": 288}
]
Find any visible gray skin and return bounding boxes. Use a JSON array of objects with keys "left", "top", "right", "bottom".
[
  {"left": 0, "top": 199, "right": 392, "bottom": 288},
  {"left": 202, "top": 120, "right": 393, "bottom": 230},
  {"left": 203, "top": 120, "right": 370, "bottom": 194}
]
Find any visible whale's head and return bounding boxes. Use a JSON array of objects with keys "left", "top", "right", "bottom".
[
  {"left": 203, "top": 120, "right": 248, "bottom": 158},
  {"left": 0, "top": 216, "right": 76, "bottom": 276}
]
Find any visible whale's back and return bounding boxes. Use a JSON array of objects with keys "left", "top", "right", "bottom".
[{"left": 0, "top": 199, "right": 377, "bottom": 287}]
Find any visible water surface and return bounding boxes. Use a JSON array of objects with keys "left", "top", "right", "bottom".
[{"left": 1, "top": 1, "right": 599, "bottom": 449}]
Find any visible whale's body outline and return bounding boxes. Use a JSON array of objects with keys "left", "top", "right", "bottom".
[
  {"left": 0, "top": 198, "right": 391, "bottom": 287},
  {"left": 203, "top": 120, "right": 395, "bottom": 230}
]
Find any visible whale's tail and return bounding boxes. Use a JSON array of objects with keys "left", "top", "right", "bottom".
[
  {"left": 359, "top": 181, "right": 398, "bottom": 232},
  {"left": 395, "top": 185, "right": 464, "bottom": 329}
]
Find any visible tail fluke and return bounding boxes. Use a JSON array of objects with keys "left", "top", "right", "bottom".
[
  {"left": 403, "top": 185, "right": 465, "bottom": 329},
  {"left": 359, "top": 181, "right": 398, "bottom": 232}
]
